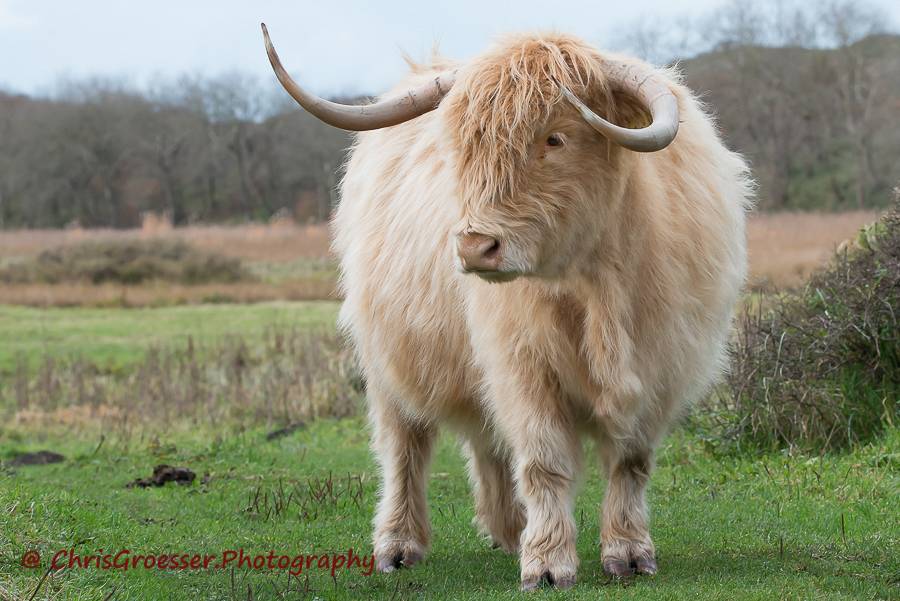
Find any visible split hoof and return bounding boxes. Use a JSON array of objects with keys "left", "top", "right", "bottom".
[{"left": 521, "top": 569, "right": 576, "bottom": 591}]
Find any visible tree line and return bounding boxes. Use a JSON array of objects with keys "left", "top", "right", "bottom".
[
  {"left": 0, "top": 75, "right": 351, "bottom": 228},
  {"left": 631, "top": 0, "right": 900, "bottom": 211},
  {"left": 0, "top": 0, "right": 897, "bottom": 228}
]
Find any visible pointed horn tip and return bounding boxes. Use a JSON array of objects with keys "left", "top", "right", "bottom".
[{"left": 260, "top": 23, "right": 277, "bottom": 57}]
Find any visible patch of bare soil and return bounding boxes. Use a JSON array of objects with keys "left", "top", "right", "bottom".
[
  {"left": 127, "top": 465, "right": 196, "bottom": 488},
  {"left": 266, "top": 422, "right": 306, "bottom": 441},
  {"left": 6, "top": 450, "right": 65, "bottom": 467}
]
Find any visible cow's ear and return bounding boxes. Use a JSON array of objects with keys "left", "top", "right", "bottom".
[{"left": 609, "top": 89, "right": 653, "bottom": 130}]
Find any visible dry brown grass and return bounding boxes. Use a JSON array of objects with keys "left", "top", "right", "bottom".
[
  {"left": 0, "top": 222, "right": 331, "bottom": 263},
  {"left": 0, "top": 211, "right": 880, "bottom": 306},
  {"left": 0, "top": 222, "right": 335, "bottom": 306},
  {"left": 746, "top": 210, "right": 878, "bottom": 288}
]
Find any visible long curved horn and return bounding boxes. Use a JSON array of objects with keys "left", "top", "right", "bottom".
[
  {"left": 562, "top": 61, "right": 679, "bottom": 152},
  {"left": 262, "top": 23, "right": 455, "bottom": 131}
]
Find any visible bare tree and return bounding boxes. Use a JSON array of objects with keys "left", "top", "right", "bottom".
[{"left": 819, "top": 0, "right": 891, "bottom": 206}]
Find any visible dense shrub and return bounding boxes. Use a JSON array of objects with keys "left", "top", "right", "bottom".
[
  {"left": 0, "top": 239, "right": 251, "bottom": 285},
  {"left": 710, "top": 194, "right": 899, "bottom": 451}
]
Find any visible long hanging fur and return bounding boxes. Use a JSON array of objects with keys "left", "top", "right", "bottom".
[{"left": 332, "top": 32, "right": 752, "bottom": 587}]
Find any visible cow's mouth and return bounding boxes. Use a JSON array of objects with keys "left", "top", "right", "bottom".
[{"left": 466, "top": 269, "right": 521, "bottom": 283}]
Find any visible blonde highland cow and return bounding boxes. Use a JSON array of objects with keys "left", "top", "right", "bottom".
[{"left": 263, "top": 24, "right": 751, "bottom": 590}]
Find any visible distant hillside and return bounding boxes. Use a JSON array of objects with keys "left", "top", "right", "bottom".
[
  {"left": 1, "top": 35, "right": 898, "bottom": 228},
  {"left": 681, "top": 34, "right": 900, "bottom": 210}
]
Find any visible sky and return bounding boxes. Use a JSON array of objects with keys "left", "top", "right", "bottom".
[{"left": 1, "top": 0, "right": 898, "bottom": 98}]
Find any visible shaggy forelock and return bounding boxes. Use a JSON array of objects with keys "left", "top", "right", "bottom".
[{"left": 445, "top": 33, "right": 611, "bottom": 210}]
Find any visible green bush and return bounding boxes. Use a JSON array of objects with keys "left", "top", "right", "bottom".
[
  {"left": 709, "top": 193, "right": 899, "bottom": 452},
  {"left": 0, "top": 239, "right": 252, "bottom": 285}
]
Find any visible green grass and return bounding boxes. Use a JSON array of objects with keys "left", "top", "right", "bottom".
[
  {"left": 0, "top": 301, "right": 339, "bottom": 374},
  {"left": 2, "top": 303, "right": 897, "bottom": 599},
  {"left": 246, "top": 257, "right": 338, "bottom": 285},
  {"left": 1, "top": 421, "right": 897, "bottom": 600}
]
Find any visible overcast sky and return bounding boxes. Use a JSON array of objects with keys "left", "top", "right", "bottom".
[{"left": 1, "top": 0, "right": 898, "bottom": 97}]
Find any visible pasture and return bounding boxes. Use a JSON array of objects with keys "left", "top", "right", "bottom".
[
  {"left": 1, "top": 414, "right": 896, "bottom": 600},
  {"left": 3, "top": 2, "right": 899, "bottom": 598},
  {"left": 0, "top": 302, "right": 337, "bottom": 373},
  {"left": 0, "top": 211, "right": 878, "bottom": 308},
  {"left": 1, "top": 210, "right": 897, "bottom": 600}
]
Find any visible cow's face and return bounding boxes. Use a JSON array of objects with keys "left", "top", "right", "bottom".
[
  {"left": 445, "top": 36, "right": 619, "bottom": 282},
  {"left": 452, "top": 106, "right": 618, "bottom": 282}
]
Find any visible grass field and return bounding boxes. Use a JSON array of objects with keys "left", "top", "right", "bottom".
[
  {"left": 2, "top": 417, "right": 897, "bottom": 600},
  {"left": 1, "top": 208, "right": 896, "bottom": 599},
  {"left": 0, "top": 302, "right": 338, "bottom": 373},
  {"left": 1, "top": 300, "right": 898, "bottom": 600}
]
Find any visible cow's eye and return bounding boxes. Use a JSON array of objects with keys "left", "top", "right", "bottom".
[{"left": 546, "top": 133, "right": 564, "bottom": 147}]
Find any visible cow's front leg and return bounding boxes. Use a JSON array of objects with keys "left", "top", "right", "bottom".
[
  {"left": 512, "top": 413, "right": 581, "bottom": 590},
  {"left": 491, "top": 386, "right": 581, "bottom": 591},
  {"left": 369, "top": 389, "right": 436, "bottom": 573},
  {"left": 598, "top": 442, "right": 657, "bottom": 577}
]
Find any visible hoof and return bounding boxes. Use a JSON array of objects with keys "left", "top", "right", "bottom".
[
  {"left": 521, "top": 570, "right": 576, "bottom": 591},
  {"left": 635, "top": 556, "right": 658, "bottom": 575},
  {"left": 602, "top": 558, "right": 635, "bottom": 579},
  {"left": 602, "top": 538, "right": 657, "bottom": 579},
  {"left": 376, "top": 553, "right": 402, "bottom": 573},
  {"left": 602, "top": 555, "right": 658, "bottom": 578},
  {"left": 552, "top": 574, "right": 577, "bottom": 590},
  {"left": 374, "top": 540, "right": 425, "bottom": 573}
]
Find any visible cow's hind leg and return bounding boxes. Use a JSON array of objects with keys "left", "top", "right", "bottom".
[
  {"left": 369, "top": 388, "right": 436, "bottom": 573},
  {"left": 462, "top": 435, "right": 525, "bottom": 553},
  {"left": 598, "top": 440, "right": 657, "bottom": 578}
]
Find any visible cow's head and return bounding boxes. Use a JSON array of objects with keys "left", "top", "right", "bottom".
[{"left": 262, "top": 26, "right": 678, "bottom": 282}]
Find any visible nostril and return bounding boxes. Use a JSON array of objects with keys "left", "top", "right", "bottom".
[
  {"left": 482, "top": 238, "right": 500, "bottom": 259},
  {"left": 458, "top": 233, "right": 503, "bottom": 271}
]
